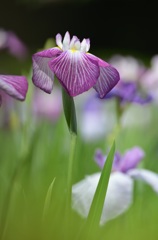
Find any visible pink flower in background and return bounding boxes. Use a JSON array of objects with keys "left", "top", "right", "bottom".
[
  {"left": 32, "top": 86, "right": 62, "bottom": 122},
  {"left": 0, "top": 29, "right": 28, "bottom": 59},
  {"left": 32, "top": 31, "right": 120, "bottom": 97}
]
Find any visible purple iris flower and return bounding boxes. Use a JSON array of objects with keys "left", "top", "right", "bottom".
[
  {"left": 0, "top": 75, "right": 28, "bottom": 106},
  {"left": 140, "top": 55, "right": 158, "bottom": 103},
  {"left": 95, "top": 146, "right": 158, "bottom": 194},
  {"left": 103, "top": 55, "right": 152, "bottom": 104},
  {"left": 95, "top": 147, "right": 145, "bottom": 172},
  {"left": 105, "top": 81, "right": 152, "bottom": 104},
  {"left": 32, "top": 31, "right": 120, "bottom": 97}
]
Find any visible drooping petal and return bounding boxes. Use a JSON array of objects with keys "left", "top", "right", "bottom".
[
  {"left": 94, "top": 65, "right": 120, "bottom": 98},
  {"left": 0, "top": 75, "right": 28, "bottom": 101},
  {"left": 128, "top": 169, "right": 158, "bottom": 193},
  {"left": 119, "top": 147, "right": 145, "bottom": 173},
  {"left": 72, "top": 172, "right": 133, "bottom": 225},
  {"left": 32, "top": 48, "right": 61, "bottom": 93},
  {"left": 88, "top": 54, "right": 120, "bottom": 98},
  {"left": 49, "top": 51, "right": 100, "bottom": 97}
]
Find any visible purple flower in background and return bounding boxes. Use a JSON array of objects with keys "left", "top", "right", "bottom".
[
  {"left": 0, "top": 75, "right": 28, "bottom": 106},
  {"left": 72, "top": 146, "right": 158, "bottom": 225},
  {"left": 105, "top": 81, "right": 152, "bottom": 104},
  {"left": 95, "top": 146, "right": 158, "bottom": 192},
  {"left": 95, "top": 147, "right": 145, "bottom": 172},
  {"left": 0, "top": 29, "right": 28, "bottom": 59},
  {"left": 104, "top": 55, "right": 152, "bottom": 104},
  {"left": 32, "top": 31, "right": 120, "bottom": 97},
  {"left": 140, "top": 55, "right": 158, "bottom": 103}
]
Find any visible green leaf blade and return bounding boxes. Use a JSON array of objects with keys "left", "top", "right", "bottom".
[
  {"left": 85, "top": 140, "right": 115, "bottom": 236},
  {"left": 62, "top": 88, "right": 77, "bottom": 135}
]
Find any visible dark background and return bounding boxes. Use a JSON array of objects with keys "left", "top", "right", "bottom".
[{"left": 0, "top": 0, "right": 157, "bottom": 57}]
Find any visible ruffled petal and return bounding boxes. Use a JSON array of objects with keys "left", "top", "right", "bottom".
[
  {"left": 32, "top": 48, "right": 61, "bottom": 93},
  {"left": 49, "top": 51, "right": 99, "bottom": 97},
  {"left": 128, "top": 169, "right": 158, "bottom": 193},
  {"left": 72, "top": 172, "right": 133, "bottom": 225},
  {"left": 0, "top": 75, "right": 28, "bottom": 101}
]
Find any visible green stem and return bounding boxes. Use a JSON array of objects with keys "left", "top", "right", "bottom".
[
  {"left": 61, "top": 88, "right": 77, "bottom": 238},
  {"left": 66, "top": 133, "right": 77, "bottom": 213}
]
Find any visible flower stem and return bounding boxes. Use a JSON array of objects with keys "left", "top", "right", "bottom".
[
  {"left": 66, "top": 132, "right": 77, "bottom": 213},
  {"left": 62, "top": 88, "right": 77, "bottom": 234}
]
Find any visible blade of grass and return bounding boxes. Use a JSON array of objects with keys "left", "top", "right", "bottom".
[
  {"left": 79, "top": 140, "right": 115, "bottom": 239},
  {"left": 43, "top": 178, "right": 56, "bottom": 220}
]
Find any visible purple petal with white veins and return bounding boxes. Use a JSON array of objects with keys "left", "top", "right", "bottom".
[
  {"left": 88, "top": 54, "right": 120, "bottom": 98},
  {"left": 49, "top": 51, "right": 99, "bottom": 97},
  {"left": 0, "top": 75, "right": 28, "bottom": 101},
  {"left": 94, "top": 65, "right": 120, "bottom": 98},
  {"left": 32, "top": 48, "right": 61, "bottom": 93},
  {"left": 128, "top": 169, "right": 158, "bottom": 193}
]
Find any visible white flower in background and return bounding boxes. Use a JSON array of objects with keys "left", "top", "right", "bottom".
[{"left": 72, "top": 172, "right": 133, "bottom": 225}]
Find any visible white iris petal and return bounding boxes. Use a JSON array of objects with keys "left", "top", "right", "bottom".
[
  {"left": 56, "top": 34, "right": 63, "bottom": 49},
  {"left": 72, "top": 172, "right": 133, "bottom": 225},
  {"left": 62, "top": 32, "right": 70, "bottom": 51},
  {"left": 81, "top": 39, "right": 87, "bottom": 52}
]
